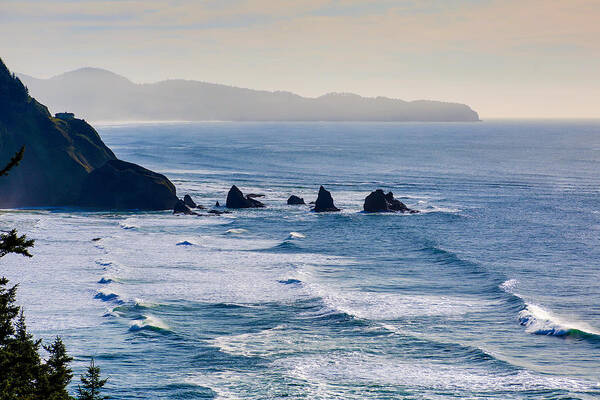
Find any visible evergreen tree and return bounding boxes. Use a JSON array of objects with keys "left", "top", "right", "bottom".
[
  {"left": 40, "top": 337, "right": 74, "bottom": 400},
  {"left": 77, "top": 358, "right": 108, "bottom": 400},
  {"left": 3, "top": 311, "right": 43, "bottom": 399}
]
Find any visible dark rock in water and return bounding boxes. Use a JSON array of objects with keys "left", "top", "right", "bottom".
[
  {"left": 287, "top": 195, "right": 306, "bottom": 205},
  {"left": 364, "top": 189, "right": 390, "bottom": 212},
  {"left": 173, "top": 199, "right": 197, "bottom": 215},
  {"left": 226, "top": 185, "right": 265, "bottom": 208},
  {"left": 0, "top": 58, "right": 178, "bottom": 210},
  {"left": 215, "top": 201, "right": 220, "bottom": 207},
  {"left": 312, "top": 186, "right": 340, "bottom": 212},
  {"left": 385, "top": 191, "right": 415, "bottom": 213},
  {"left": 182, "top": 194, "right": 205, "bottom": 209},
  {"left": 183, "top": 194, "right": 197, "bottom": 208},
  {"left": 92, "top": 237, "right": 101, "bottom": 242},
  {"left": 363, "top": 189, "right": 417, "bottom": 213},
  {"left": 80, "top": 160, "right": 178, "bottom": 210}
]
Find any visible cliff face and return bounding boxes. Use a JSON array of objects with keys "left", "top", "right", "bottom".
[
  {"left": 0, "top": 58, "right": 177, "bottom": 210},
  {"left": 19, "top": 68, "right": 480, "bottom": 122}
]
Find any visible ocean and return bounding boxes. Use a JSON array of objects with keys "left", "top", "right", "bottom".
[{"left": 2, "top": 120, "right": 600, "bottom": 399}]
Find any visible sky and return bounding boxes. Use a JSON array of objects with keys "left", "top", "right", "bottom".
[{"left": 0, "top": 0, "right": 598, "bottom": 118}]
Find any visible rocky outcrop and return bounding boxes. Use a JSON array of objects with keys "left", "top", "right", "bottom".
[
  {"left": 225, "top": 185, "right": 265, "bottom": 208},
  {"left": 79, "top": 160, "right": 178, "bottom": 210},
  {"left": 0, "top": 57, "right": 178, "bottom": 210},
  {"left": 287, "top": 195, "right": 305, "bottom": 205},
  {"left": 312, "top": 186, "right": 340, "bottom": 212},
  {"left": 183, "top": 194, "right": 197, "bottom": 208},
  {"left": 363, "top": 189, "right": 417, "bottom": 213},
  {"left": 173, "top": 199, "right": 197, "bottom": 215}
]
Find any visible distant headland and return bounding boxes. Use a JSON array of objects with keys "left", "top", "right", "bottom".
[{"left": 18, "top": 68, "right": 480, "bottom": 123}]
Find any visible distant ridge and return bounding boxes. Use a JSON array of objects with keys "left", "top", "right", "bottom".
[{"left": 19, "top": 68, "right": 480, "bottom": 122}]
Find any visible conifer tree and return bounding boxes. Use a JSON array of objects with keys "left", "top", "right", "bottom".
[
  {"left": 77, "top": 358, "right": 108, "bottom": 400},
  {"left": 40, "top": 337, "right": 74, "bottom": 400},
  {"left": 5, "top": 311, "right": 43, "bottom": 399}
]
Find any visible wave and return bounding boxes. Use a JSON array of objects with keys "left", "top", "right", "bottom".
[
  {"left": 500, "top": 280, "right": 600, "bottom": 341},
  {"left": 278, "top": 278, "right": 302, "bottom": 285},
  {"left": 94, "top": 289, "right": 122, "bottom": 303},
  {"left": 176, "top": 240, "right": 195, "bottom": 246},
  {"left": 418, "top": 205, "right": 461, "bottom": 214},
  {"left": 225, "top": 228, "right": 248, "bottom": 235},
  {"left": 97, "top": 276, "right": 119, "bottom": 284},
  {"left": 518, "top": 304, "right": 600, "bottom": 340},
  {"left": 262, "top": 240, "right": 303, "bottom": 253},
  {"left": 119, "top": 218, "right": 138, "bottom": 230},
  {"left": 287, "top": 231, "right": 306, "bottom": 239},
  {"left": 128, "top": 314, "right": 171, "bottom": 333}
]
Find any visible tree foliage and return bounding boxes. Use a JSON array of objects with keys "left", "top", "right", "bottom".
[{"left": 76, "top": 359, "right": 108, "bottom": 400}]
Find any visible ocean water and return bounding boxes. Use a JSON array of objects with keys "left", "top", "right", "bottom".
[{"left": 2, "top": 120, "right": 600, "bottom": 399}]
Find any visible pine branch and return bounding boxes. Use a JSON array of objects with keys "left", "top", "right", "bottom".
[
  {"left": 0, "top": 146, "right": 25, "bottom": 177},
  {"left": 0, "top": 229, "right": 34, "bottom": 258}
]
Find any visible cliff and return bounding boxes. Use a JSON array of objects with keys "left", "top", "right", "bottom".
[{"left": 0, "top": 58, "right": 177, "bottom": 210}]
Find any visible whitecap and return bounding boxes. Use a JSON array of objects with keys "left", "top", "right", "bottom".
[
  {"left": 226, "top": 228, "right": 248, "bottom": 234},
  {"left": 128, "top": 314, "right": 170, "bottom": 333},
  {"left": 499, "top": 279, "right": 518, "bottom": 292},
  {"left": 287, "top": 232, "right": 306, "bottom": 239},
  {"left": 518, "top": 303, "right": 600, "bottom": 337}
]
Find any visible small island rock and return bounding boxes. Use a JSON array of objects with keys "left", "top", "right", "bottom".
[
  {"left": 312, "top": 186, "right": 340, "bottom": 212},
  {"left": 226, "top": 185, "right": 265, "bottom": 208},
  {"left": 173, "top": 199, "right": 197, "bottom": 215},
  {"left": 363, "top": 189, "right": 417, "bottom": 213},
  {"left": 287, "top": 195, "right": 306, "bottom": 205},
  {"left": 183, "top": 194, "right": 197, "bottom": 208}
]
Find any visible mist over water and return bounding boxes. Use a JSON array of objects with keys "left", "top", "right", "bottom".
[{"left": 2, "top": 121, "right": 600, "bottom": 399}]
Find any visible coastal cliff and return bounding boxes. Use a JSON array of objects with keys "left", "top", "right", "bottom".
[{"left": 0, "top": 58, "right": 177, "bottom": 210}]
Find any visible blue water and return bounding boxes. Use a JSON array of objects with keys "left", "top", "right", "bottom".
[{"left": 2, "top": 121, "right": 600, "bottom": 399}]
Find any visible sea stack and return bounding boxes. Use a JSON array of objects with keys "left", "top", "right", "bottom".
[
  {"left": 287, "top": 195, "right": 306, "bottom": 205},
  {"left": 363, "top": 189, "right": 417, "bottom": 213},
  {"left": 312, "top": 186, "right": 340, "bottom": 212},
  {"left": 183, "top": 194, "right": 197, "bottom": 208},
  {"left": 225, "top": 185, "right": 265, "bottom": 208},
  {"left": 173, "top": 199, "right": 197, "bottom": 215}
]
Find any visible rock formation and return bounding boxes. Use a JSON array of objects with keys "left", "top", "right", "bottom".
[
  {"left": 225, "top": 185, "right": 265, "bottom": 208},
  {"left": 287, "top": 195, "right": 306, "bottom": 205},
  {"left": 79, "top": 160, "right": 177, "bottom": 210},
  {"left": 183, "top": 194, "right": 197, "bottom": 208},
  {"left": 363, "top": 189, "right": 417, "bottom": 213},
  {"left": 173, "top": 199, "right": 197, "bottom": 215},
  {"left": 312, "top": 186, "right": 340, "bottom": 212}
]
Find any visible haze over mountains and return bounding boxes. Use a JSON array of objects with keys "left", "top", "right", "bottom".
[{"left": 19, "top": 68, "right": 480, "bottom": 122}]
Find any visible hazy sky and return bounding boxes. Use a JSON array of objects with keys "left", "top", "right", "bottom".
[{"left": 1, "top": 0, "right": 598, "bottom": 118}]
